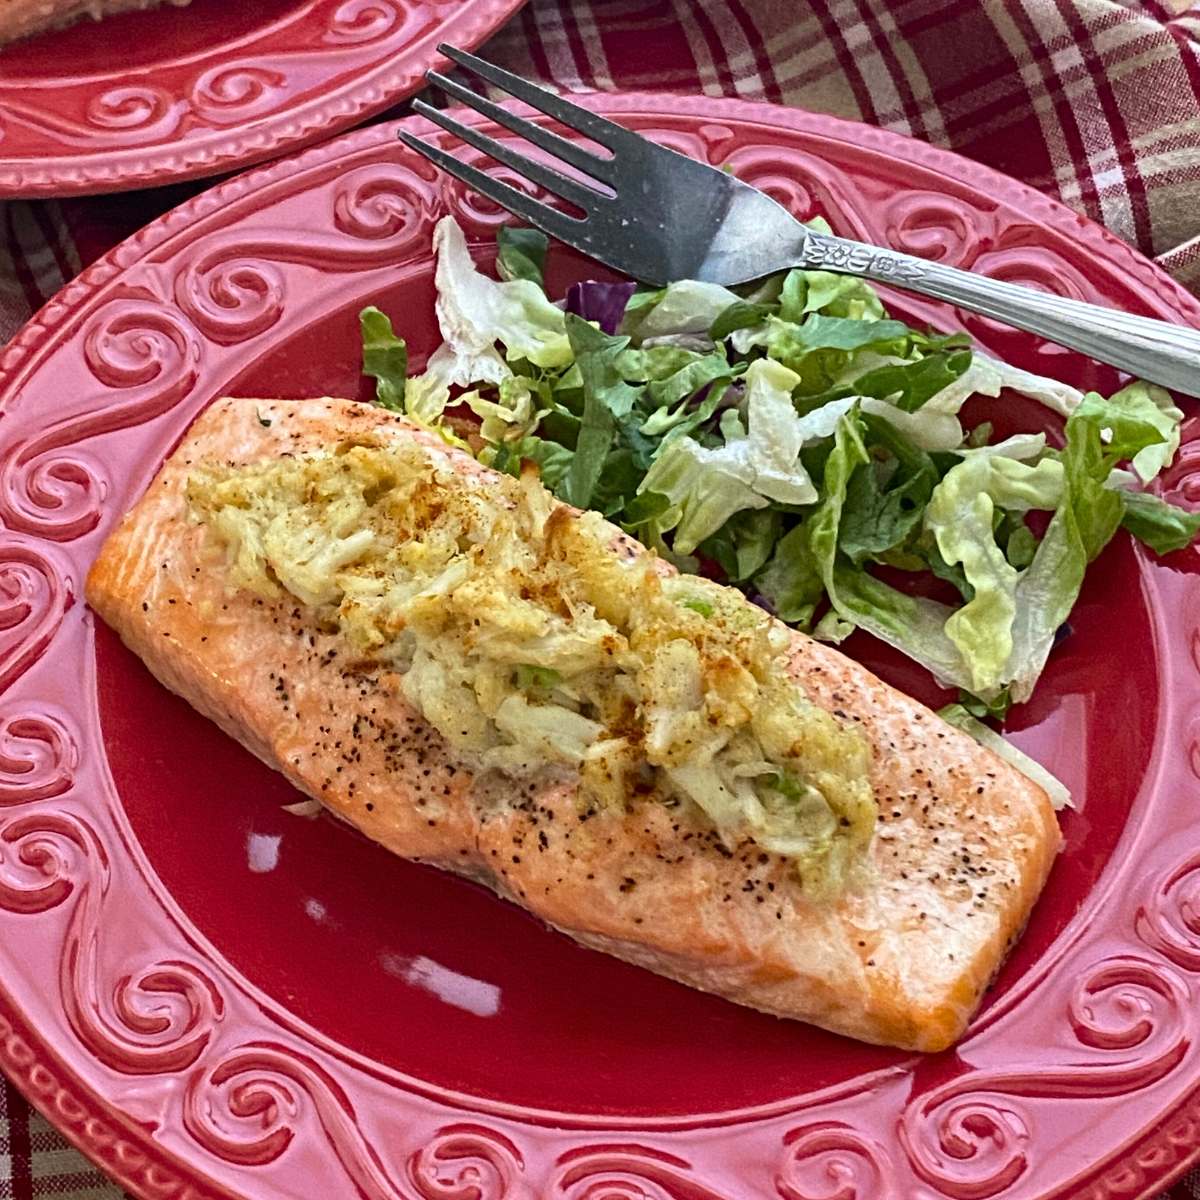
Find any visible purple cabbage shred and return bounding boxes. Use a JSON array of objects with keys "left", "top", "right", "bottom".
[{"left": 565, "top": 280, "right": 638, "bottom": 335}]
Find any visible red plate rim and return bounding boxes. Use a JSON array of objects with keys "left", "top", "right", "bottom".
[
  {"left": 0, "top": 94, "right": 1199, "bottom": 1200},
  {"left": 0, "top": 0, "right": 526, "bottom": 198}
]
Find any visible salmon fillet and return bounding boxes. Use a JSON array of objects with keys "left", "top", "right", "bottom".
[
  {"left": 86, "top": 397, "right": 1061, "bottom": 1052},
  {"left": 0, "top": 0, "right": 189, "bottom": 46}
]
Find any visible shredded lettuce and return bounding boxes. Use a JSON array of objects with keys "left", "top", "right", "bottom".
[
  {"left": 638, "top": 359, "right": 819, "bottom": 553},
  {"left": 978, "top": 354, "right": 1086, "bottom": 417},
  {"left": 1126, "top": 383, "right": 1184, "bottom": 482},
  {"left": 779, "top": 267, "right": 885, "bottom": 322},
  {"left": 956, "top": 432, "right": 1048, "bottom": 461},
  {"left": 627, "top": 280, "right": 743, "bottom": 342},
  {"left": 359, "top": 215, "right": 1200, "bottom": 726},
  {"left": 434, "top": 216, "right": 570, "bottom": 369},
  {"left": 924, "top": 456, "right": 1064, "bottom": 695},
  {"left": 461, "top": 376, "right": 535, "bottom": 445},
  {"left": 1072, "top": 381, "right": 1180, "bottom": 482},
  {"left": 559, "top": 314, "right": 641, "bottom": 509}
]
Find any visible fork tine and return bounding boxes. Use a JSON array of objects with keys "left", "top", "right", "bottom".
[
  {"left": 437, "top": 44, "right": 639, "bottom": 152},
  {"left": 397, "top": 130, "right": 583, "bottom": 244},
  {"left": 425, "top": 70, "right": 614, "bottom": 185},
  {"left": 411, "top": 99, "right": 606, "bottom": 213}
]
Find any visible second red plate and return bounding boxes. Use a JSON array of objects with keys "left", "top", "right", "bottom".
[{"left": 0, "top": 0, "right": 525, "bottom": 197}]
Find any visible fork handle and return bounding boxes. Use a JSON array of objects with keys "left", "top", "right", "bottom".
[{"left": 800, "top": 233, "right": 1200, "bottom": 398}]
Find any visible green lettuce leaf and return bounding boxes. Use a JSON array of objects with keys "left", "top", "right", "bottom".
[
  {"left": 489, "top": 435, "right": 575, "bottom": 489},
  {"left": 1001, "top": 405, "right": 1129, "bottom": 702},
  {"left": 559, "top": 314, "right": 642, "bottom": 508},
  {"left": 813, "top": 424, "right": 969, "bottom": 679},
  {"left": 831, "top": 565, "right": 966, "bottom": 681},
  {"left": 852, "top": 349, "right": 974, "bottom": 413},
  {"left": 636, "top": 439, "right": 768, "bottom": 555},
  {"left": 647, "top": 351, "right": 735, "bottom": 410},
  {"left": 1005, "top": 522, "right": 1038, "bottom": 568},
  {"left": 1072, "top": 381, "right": 1182, "bottom": 482},
  {"left": 754, "top": 522, "right": 825, "bottom": 627},
  {"left": 762, "top": 315, "right": 911, "bottom": 369},
  {"left": 697, "top": 508, "right": 783, "bottom": 582},
  {"left": 645, "top": 381, "right": 731, "bottom": 446},
  {"left": 956, "top": 432, "right": 1048, "bottom": 461},
  {"left": 496, "top": 226, "right": 549, "bottom": 287},
  {"left": 359, "top": 306, "right": 407, "bottom": 412},
  {"left": 1074, "top": 388, "right": 1169, "bottom": 466},
  {"left": 628, "top": 280, "right": 742, "bottom": 342},
  {"left": 1128, "top": 383, "right": 1184, "bottom": 482},
  {"left": 711, "top": 301, "right": 774, "bottom": 340},
  {"left": 433, "top": 215, "right": 570, "bottom": 371},
  {"left": 805, "top": 408, "right": 869, "bottom": 595},
  {"left": 616, "top": 344, "right": 701, "bottom": 384},
  {"left": 462, "top": 375, "right": 535, "bottom": 444},
  {"left": 1119, "top": 490, "right": 1200, "bottom": 554},
  {"left": 760, "top": 410, "right": 996, "bottom": 688},
  {"left": 923, "top": 456, "right": 1064, "bottom": 695},
  {"left": 977, "top": 354, "right": 1086, "bottom": 417},
  {"left": 779, "top": 268, "right": 885, "bottom": 323},
  {"left": 619, "top": 287, "right": 666, "bottom": 329},
  {"left": 637, "top": 358, "right": 818, "bottom": 552},
  {"left": 838, "top": 457, "right": 936, "bottom": 565}
]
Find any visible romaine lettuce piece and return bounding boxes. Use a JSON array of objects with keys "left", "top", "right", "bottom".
[
  {"left": 924, "top": 456, "right": 1064, "bottom": 694},
  {"left": 496, "top": 226, "right": 549, "bottom": 287},
  {"left": 559, "top": 314, "right": 642, "bottom": 509},
  {"left": 359, "top": 307, "right": 407, "bottom": 412},
  {"left": 627, "top": 279, "right": 743, "bottom": 342},
  {"left": 1120, "top": 490, "right": 1200, "bottom": 553},
  {"left": 433, "top": 215, "right": 571, "bottom": 371},
  {"left": 637, "top": 358, "right": 820, "bottom": 552}
]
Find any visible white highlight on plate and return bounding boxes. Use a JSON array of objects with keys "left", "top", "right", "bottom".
[
  {"left": 380, "top": 953, "right": 501, "bottom": 1018},
  {"left": 304, "top": 897, "right": 329, "bottom": 923},
  {"left": 246, "top": 832, "right": 281, "bottom": 874}
]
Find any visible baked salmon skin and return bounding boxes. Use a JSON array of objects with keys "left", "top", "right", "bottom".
[{"left": 86, "top": 396, "right": 1061, "bottom": 1052}]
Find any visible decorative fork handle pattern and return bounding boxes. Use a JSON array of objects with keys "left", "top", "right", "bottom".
[{"left": 801, "top": 233, "right": 1200, "bottom": 397}]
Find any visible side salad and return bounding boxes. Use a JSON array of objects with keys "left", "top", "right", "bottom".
[{"left": 358, "top": 215, "right": 1200, "bottom": 724}]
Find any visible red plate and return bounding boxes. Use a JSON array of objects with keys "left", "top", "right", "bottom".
[
  {"left": 0, "top": 0, "right": 524, "bottom": 198},
  {"left": 1, "top": 95, "right": 1199, "bottom": 1200}
]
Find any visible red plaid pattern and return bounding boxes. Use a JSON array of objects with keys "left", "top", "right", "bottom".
[
  {"left": 0, "top": 1077, "right": 123, "bottom": 1199},
  {"left": 2, "top": 0, "right": 1200, "bottom": 1196}
]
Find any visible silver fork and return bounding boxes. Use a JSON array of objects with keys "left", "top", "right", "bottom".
[{"left": 402, "top": 45, "right": 1200, "bottom": 398}]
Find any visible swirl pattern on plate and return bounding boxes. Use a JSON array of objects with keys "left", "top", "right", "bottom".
[
  {"left": 899, "top": 957, "right": 1191, "bottom": 1198},
  {"left": 776, "top": 1123, "right": 895, "bottom": 1200},
  {"left": 0, "top": 710, "right": 77, "bottom": 806},
  {"left": 551, "top": 1146, "right": 731, "bottom": 1200}
]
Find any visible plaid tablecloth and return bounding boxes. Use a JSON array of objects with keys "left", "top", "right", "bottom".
[{"left": 2, "top": 0, "right": 1200, "bottom": 1197}]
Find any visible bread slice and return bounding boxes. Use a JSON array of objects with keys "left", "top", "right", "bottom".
[
  {"left": 0, "top": 0, "right": 190, "bottom": 46},
  {"left": 85, "top": 397, "right": 1061, "bottom": 1052}
]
